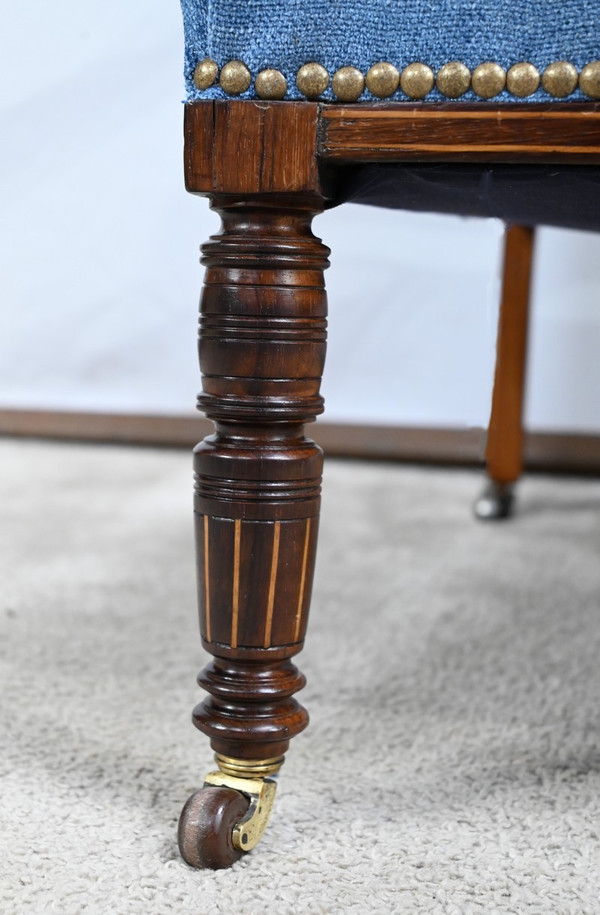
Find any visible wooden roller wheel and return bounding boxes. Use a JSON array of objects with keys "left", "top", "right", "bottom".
[{"left": 178, "top": 786, "right": 251, "bottom": 869}]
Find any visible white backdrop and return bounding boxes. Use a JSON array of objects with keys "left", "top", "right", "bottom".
[{"left": 2, "top": 0, "right": 599, "bottom": 432}]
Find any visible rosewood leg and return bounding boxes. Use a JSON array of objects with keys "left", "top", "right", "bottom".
[
  {"left": 475, "top": 224, "right": 535, "bottom": 520},
  {"left": 178, "top": 193, "right": 329, "bottom": 868}
]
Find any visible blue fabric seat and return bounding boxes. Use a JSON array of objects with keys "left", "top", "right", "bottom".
[{"left": 181, "top": 0, "right": 600, "bottom": 103}]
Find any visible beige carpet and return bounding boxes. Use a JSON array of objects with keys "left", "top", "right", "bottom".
[{"left": 1, "top": 438, "right": 600, "bottom": 913}]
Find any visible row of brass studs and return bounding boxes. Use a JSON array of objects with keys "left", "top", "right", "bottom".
[{"left": 194, "top": 57, "right": 600, "bottom": 100}]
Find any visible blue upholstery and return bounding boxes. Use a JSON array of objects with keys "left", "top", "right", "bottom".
[{"left": 181, "top": 0, "right": 600, "bottom": 102}]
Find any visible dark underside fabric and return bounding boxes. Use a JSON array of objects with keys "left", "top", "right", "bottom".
[{"left": 331, "top": 164, "right": 600, "bottom": 231}]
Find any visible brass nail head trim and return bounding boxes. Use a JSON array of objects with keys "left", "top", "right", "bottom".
[
  {"left": 255, "top": 68, "right": 287, "bottom": 99},
  {"left": 193, "top": 57, "right": 218, "bottom": 90},
  {"left": 472, "top": 61, "right": 506, "bottom": 99},
  {"left": 366, "top": 61, "right": 400, "bottom": 98},
  {"left": 296, "top": 62, "right": 329, "bottom": 98},
  {"left": 220, "top": 59, "right": 252, "bottom": 95},
  {"left": 580, "top": 60, "right": 600, "bottom": 98},
  {"left": 193, "top": 55, "right": 599, "bottom": 101},
  {"left": 332, "top": 66, "right": 365, "bottom": 102},
  {"left": 436, "top": 61, "right": 471, "bottom": 98},
  {"left": 542, "top": 60, "right": 578, "bottom": 98},
  {"left": 506, "top": 62, "right": 540, "bottom": 97},
  {"left": 400, "top": 62, "right": 434, "bottom": 99}
]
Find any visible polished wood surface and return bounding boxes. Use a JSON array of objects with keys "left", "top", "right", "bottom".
[
  {"left": 180, "top": 99, "right": 597, "bottom": 860},
  {"left": 184, "top": 99, "right": 332, "bottom": 764},
  {"left": 192, "top": 192, "right": 328, "bottom": 759},
  {"left": 184, "top": 101, "right": 322, "bottom": 195},
  {"left": 320, "top": 103, "right": 600, "bottom": 163},
  {"left": 187, "top": 101, "right": 600, "bottom": 180},
  {"left": 178, "top": 786, "right": 249, "bottom": 869},
  {"left": 486, "top": 224, "right": 535, "bottom": 485},
  {"left": 185, "top": 100, "right": 332, "bottom": 762}
]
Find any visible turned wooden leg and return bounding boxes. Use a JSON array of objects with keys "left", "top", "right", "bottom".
[
  {"left": 475, "top": 224, "right": 535, "bottom": 521},
  {"left": 178, "top": 193, "right": 329, "bottom": 868}
]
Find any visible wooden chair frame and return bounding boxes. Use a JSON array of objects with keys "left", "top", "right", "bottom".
[
  {"left": 475, "top": 223, "right": 535, "bottom": 519},
  {"left": 178, "top": 101, "right": 600, "bottom": 868}
]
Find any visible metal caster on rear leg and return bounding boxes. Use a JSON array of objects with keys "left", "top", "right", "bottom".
[{"left": 473, "top": 481, "right": 515, "bottom": 521}]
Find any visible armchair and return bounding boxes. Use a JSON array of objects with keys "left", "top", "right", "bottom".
[{"left": 176, "top": 0, "right": 600, "bottom": 868}]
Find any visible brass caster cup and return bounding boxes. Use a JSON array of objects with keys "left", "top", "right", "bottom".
[{"left": 204, "top": 769, "right": 278, "bottom": 851}]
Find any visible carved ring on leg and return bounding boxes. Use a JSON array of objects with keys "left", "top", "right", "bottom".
[
  {"left": 181, "top": 94, "right": 330, "bottom": 872},
  {"left": 181, "top": 190, "right": 328, "bottom": 867}
]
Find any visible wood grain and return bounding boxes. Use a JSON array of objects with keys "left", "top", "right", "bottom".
[
  {"left": 320, "top": 103, "right": 600, "bottom": 163},
  {"left": 185, "top": 101, "right": 322, "bottom": 194},
  {"left": 188, "top": 165, "right": 329, "bottom": 759},
  {"left": 486, "top": 225, "right": 535, "bottom": 484},
  {"left": 264, "top": 522, "right": 281, "bottom": 648},
  {"left": 184, "top": 102, "right": 215, "bottom": 192}
]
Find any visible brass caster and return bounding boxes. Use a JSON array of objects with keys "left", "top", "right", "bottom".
[
  {"left": 178, "top": 757, "right": 281, "bottom": 869},
  {"left": 474, "top": 481, "right": 515, "bottom": 521},
  {"left": 204, "top": 770, "right": 277, "bottom": 852}
]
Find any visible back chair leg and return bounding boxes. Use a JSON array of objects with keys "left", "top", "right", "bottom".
[{"left": 475, "top": 223, "right": 535, "bottom": 520}]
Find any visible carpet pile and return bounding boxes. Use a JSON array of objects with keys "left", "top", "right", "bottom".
[{"left": 2, "top": 440, "right": 599, "bottom": 913}]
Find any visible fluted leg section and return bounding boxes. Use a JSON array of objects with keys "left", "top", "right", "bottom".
[{"left": 191, "top": 194, "right": 329, "bottom": 762}]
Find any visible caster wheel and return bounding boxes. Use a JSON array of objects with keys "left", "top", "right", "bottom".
[
  {"left": 178, "top": 786, "right": 251, "bottom": 869},
  {"left": 474, "top": 481, "right": 514, "bottom": 521}
]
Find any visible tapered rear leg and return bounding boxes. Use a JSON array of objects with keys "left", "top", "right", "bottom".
[{"left": 475, "top": 224, "right": 535, "bottom": 520}]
